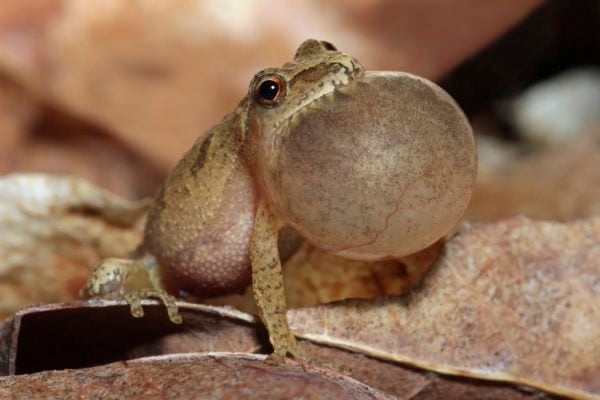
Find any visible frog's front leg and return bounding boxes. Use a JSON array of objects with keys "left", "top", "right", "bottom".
[
  {"left": 82, "top": 255, "right": 182, "bottom": 324},
  {"left": 250, "top": 199, "right": 309, "bottom": 364}
]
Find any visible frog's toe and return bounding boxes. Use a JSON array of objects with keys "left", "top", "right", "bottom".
[
  {"left": 122, "top": 292, "right": 145, "bottom": 318},
  {"left": 288, "top": 346, "right": 311, "bottom": 363},
  {"left": 122, "top": 289, "right": 183, "bottom": 324},
  {"left": 266, "top": 344, "right": 310, "bottom": 365},
  {"left": 265, "top": 351, "right": 286, "bottom": 366}
]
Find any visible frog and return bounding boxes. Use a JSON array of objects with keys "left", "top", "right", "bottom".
[{"left": 82, "top": 39, "right": 477, "bottom": 364}]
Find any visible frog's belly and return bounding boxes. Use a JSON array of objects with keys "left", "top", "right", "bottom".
[{"left": 143, "top": 149, "right": 257, "bottom": 297}]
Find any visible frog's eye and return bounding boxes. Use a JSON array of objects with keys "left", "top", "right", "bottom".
[{"left": 253, "top": 75, "right": 287, "bottom": 107}]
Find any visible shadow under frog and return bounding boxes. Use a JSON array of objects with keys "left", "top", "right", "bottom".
[{"left": 82, "top": 39, "right": 477, "bottom": 363}]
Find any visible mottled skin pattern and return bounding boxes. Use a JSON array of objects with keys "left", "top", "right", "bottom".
[
  {"left": 83, "top": 39, "right": 477, "bottom": 363},
  {"left": 144, "top": 110, "right": 256, "bottom": 297}
]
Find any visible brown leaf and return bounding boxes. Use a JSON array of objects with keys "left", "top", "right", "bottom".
[
  {"left": 283, "top": 240, "right": 444, "bottom": 308},
  {"left": 288, "top": 216, "right": 600, "bottom": 399},
  {"left": 0, "top": 74, "right": 165, "bottom": 199},
  {"left": 0, "top": 301, "right": 262, "bottom": 375},
  {"left": 0, "top": 301, "right": 557, "bottom": 399},
  {"left": 0, "top": 77, "right": 33, "bottom": 151},
  {"left": 0, "top": 353, "right": 388, "bottom": 400},
  {"left": 468, "top": 129, "right": 600, "bottom": 222},
  {"left": 303, "top": 342, "right": 554, "bottom": 400},
  {"left": 0, "top": 174, "right": 148, "bottom": 319},
  {"left": 1, "top": 175, "right": 592, "bottom": 397},
  {"left": 0, "top": 104, "right": 166, "bottom": 200}
]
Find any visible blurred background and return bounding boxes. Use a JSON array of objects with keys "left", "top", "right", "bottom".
[{"left": 0, "top": 0, "right": 599, "bottom": 317}]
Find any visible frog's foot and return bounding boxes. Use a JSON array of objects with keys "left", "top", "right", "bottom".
[
  {"left": 266, "top": 340, "right": 311, "bottom": 365},
  {"left": 81, "top": 256, "right": 181, "bottom": 323},
  {"left": 82, "top": 256, "right": 160, "bottom": 298},
  {"left": 123, "top": 289, "right": 183, "bottom": 324}
]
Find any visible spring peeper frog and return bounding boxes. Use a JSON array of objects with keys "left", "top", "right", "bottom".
[{"left": 83, "top": 39, "right": 477, "bottom": 363}]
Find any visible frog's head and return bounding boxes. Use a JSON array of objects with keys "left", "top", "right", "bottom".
[
  {"left": 244, "top": 39, "right": 476, "bottom": 262},
  {"left": 245, "top": 39, "right": 364, "bottom": 134}
]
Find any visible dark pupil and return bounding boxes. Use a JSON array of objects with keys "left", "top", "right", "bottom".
[{"left": 258, "top": 80, "right": 279, "bottom": 101}]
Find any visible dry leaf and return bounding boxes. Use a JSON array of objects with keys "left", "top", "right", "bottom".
[
  {"left": 0, "top": 301, "right": 554, "bottom": 399},
  {"left": 0, "top": 174, "right": 147, "bottom": 319},
  {"left": 0, "top": 73, "right": 165, "bottom": 200},
  {"left": 302, "top": 342, "right": 553, "bottom": 400},
  {"left": 0, "top": 104, "right": 166, "bottom": 200},
  {"left": 289, "top": 216, "right": 600, "bottom": 399},
  {"left": 283, "top": 240, "right": 443, "bottom": 308},
  {"left": 0, "top": 301, "right": 261, "bottom": 375},
  {"left": 0, "top": 77, "right": 33, "bottom": 150},
  {"left": 1, "top": 175, "right": 596, "bottom": 398},
  {"left": 0, "top": 353, "right": 388, "bottom": 400},
  {"left": 468, "top": 129, "right": 600, "bottom": 222}
]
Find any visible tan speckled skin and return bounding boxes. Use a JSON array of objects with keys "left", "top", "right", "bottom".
[{"left": 142, "top": 111, "right": 258, "bottom": 296}]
